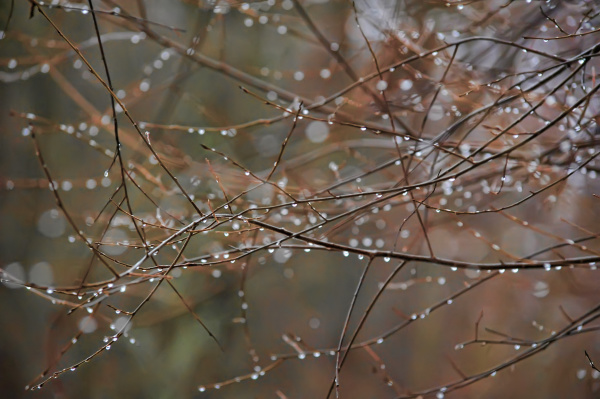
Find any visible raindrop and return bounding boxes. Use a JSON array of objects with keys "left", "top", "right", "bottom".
[
  {"left": 37, "top": 209, "right": 66, "bottom": 238},
  {"left": 309, "top": 318, "right": 320, "bottom": 329},
  {"left": 139, "top": 80, "right": 150, "bottom": 92},
  {"left": 85, "top": 179, "right": 97, "bottom": 190},
  {"left": 376, "top": 80, "right": 388, "bottom": 91},
  {"left": 2, "top": 262, "right": 25, "bottom": 289},
  {"left": 30, "top": 261, "right": 54, "bottom": 287},
  {"left": 428, "top": 105, "right": 444, "bottom": 121},
  {"left": 274, "top": 248, "right": 292, "bottom": 264},
  {"left": 79, "top": 316, "right": 98, "bottom": 333},
  {"left": 400, "top": 79, "right": 413, "bottom": 91},
  {"left": 305, "top": 121, "right": 329, "bottom": 143},
  {"left": 543, "top": 263, "right": 551, "bottom": 271}
]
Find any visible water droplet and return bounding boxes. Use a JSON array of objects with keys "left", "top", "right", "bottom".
[
  {"left": 376, "top": 80, "right": 388, "bottom": 91},
  {"left": 320, "top": 69, "right": 331, "bottom": 79},
  {"left": 543, "top": 263, "right": 551, "bottom": 271},
  {"left": 400, "top": 79, "right": 413, "bottom": 91},
  {"left": 305, "top": 121, "right": 329, "bottom": 143}
]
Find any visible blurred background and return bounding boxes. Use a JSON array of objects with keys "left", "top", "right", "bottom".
[{"left": 2, "top": 0, "right": 600, "bottom": 397}]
